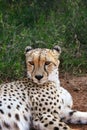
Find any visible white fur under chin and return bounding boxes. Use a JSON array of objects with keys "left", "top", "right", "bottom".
[
  {"left": 27, "top": 72, "right": 31, "bottom": 79},
  {"left": 59, "top": 87, "right": 73, "bottom": 108},
  {"left": 48, "top": 69, "right": 60, "bottom": 89},
  {"left": 48, "top": 69, "right": 73, "bottom": 108}
]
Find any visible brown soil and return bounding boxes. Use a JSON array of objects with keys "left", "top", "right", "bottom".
[{"left": 60, "top": 73, "right": 87, "bottom": 130}]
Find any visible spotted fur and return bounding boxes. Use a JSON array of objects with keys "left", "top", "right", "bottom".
[{"left": 0, "top": 46, "right": 87, "bottom": 130}]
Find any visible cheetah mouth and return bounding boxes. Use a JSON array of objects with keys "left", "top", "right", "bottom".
[{"left": 32, "top": 79, "right": 47, "bottom": 85}]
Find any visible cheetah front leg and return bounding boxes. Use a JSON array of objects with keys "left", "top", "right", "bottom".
[{"left": 33, "top": 113, "right": 71, "bottom": 130}]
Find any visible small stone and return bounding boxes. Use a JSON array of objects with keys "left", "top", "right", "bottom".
[{"left": 73, "top": 87, "right": 80, "bottom": 92}]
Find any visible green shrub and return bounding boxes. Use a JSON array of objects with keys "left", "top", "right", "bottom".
[{"left": 0, "top": 0, "right": 87, "bottom": 82}]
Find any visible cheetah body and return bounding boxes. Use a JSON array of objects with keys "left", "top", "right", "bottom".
[
  {"left": 0, "top": 46, "right": 87, "bottom": 130},
  {"left": 0, "top": 79, "right": 72, "bottom": 130}
]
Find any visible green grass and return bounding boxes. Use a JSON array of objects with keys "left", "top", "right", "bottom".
[{"left": 0, "top": 1, "right": 87, "bottom": 82}]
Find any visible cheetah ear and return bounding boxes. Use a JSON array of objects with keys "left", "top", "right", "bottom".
[
  {"left": 25, "top": 46, "right": 33, "bottom": 54},
  {"left": 53, "top": 45, "right": 61, "bottom": 55}
]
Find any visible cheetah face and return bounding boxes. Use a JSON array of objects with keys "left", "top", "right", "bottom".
[{"left": 25, "top": 46, "right": 61, "bottom": 84}]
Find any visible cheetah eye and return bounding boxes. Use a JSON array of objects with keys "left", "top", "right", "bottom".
[
  {"left": 28, "top": 61, "right": 34, "bottom": 65},
  {"left": 45, "top": 61, "right": 51, "bottom": 66}
]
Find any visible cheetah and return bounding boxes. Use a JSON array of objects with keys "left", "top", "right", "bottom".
[{"left": 0, "top": 46, "right": 87, "bottom": 130}]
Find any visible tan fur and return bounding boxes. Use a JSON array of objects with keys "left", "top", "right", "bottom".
[{"left": 25, "top": 48, "right": 60, "bottom": 84}]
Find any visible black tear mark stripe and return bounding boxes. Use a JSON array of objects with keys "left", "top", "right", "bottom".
[
  {"left": 29, "top": 52, "right": 35, "bottom": 74},
  {"left": 31, "top": 55, "right": 35, "bottom": 74},
  {"left": 44, "top": 53, "right": 49, "bottom": 76},
  {"left": 44, "top": 65, "right": 49, "bottom": 76}
]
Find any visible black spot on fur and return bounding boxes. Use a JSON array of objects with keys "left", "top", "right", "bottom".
[
  {"left": 54, "top": 127, "right": 59, "bottom": 130},
  {"left": 24, "top": 115, "right": 28, "bottom": 121},
  {"left": 46, "top": 92, "right": 49, "bottom": 94},
  {"left": 59, "top": 123, "right": 63, "bottom": 126},
  {"left": 60, "top": 117, "right": 66, "bottom": 122},
  {"left": 51, "top": 91, "right": 53, "bottom": 94},
  {"left": 41, "top": 98, "right": 44, "bottom": 101},
  {"left": 50, "top": 102, "right": 52, "bottom": 105},
  {"left": 14, "top": 122, "right": 19, "bottom": 129},
  {"left": 39, "top": 108, "right": 41, "bottom": 111},
  {"left": 69, "top": 110, "right": 76, "bottom": 116},
  {"left": 47, "top": 115, "right": 51, "bottom": 117},
  {"left": 42, "top": 94, "right": 46, "bottom": 97},
  {"left": 43, "top": 107, "right": 46, "bottom": 111},
  {"left": 25, "top": 107, "right": 28, "bottom": 112},
  {"left": 45, "top": 118, "right": 47, "bottom": 120},
  {"left": 34, "top": 119, "right": 38, "bottom": 121},
  {"left": 0, "top": 125, "right": 2, "bottom": 130},
  {"left": 57, "top": 99, "right": 59, "bottom": 102},
  {"left": 3, "top": 98, "right": 6, "bottom": 101},
  {"left": 44, "top": 124, "right": 48, "bottom": 127},
  {"left": 58, "top": 106, "right": 61, "bottom": 109},
  {"left": 39, "top": 103, "right": 42, "bottom": 107},
  {"left": 49, "top": 121, "right": 54, "bottom": 124},
  {"left": 47, "top": 109, "right": 50, "bottom": 112},
  {"left": 19, "top": 102, "right": 22, "bottom": 105},
  {"left": 7, "top": 105, "right": 11, "bottom": 109},
  {"left": 16, "top": 105, "right": 20, "bottom": 110},
  {"left": 67, "top": 119, "right": 71, "bottom": 123},
  {"left": 45, "top": 102, "right": 48, "bottom": 105},
  {"left": 35, "top": 107, "right": 37, "bottom": 110},
  {"left": 22, "top": 98, "right": 25, "bottom": 101},
  {"left": 53, "top": 118, "right": 56, "bottom": 121},
  {"left": 40, "top": 116, "right": 43, "bottom": 120},
  {"left": 8, "top": 99, "right": 11, "bottom": 101},
  {"left": 54, "top": 110, "right": 58, "bottom": 114},
  {"left": 77, "top": 120, "right": 82, "bottom": 124},
  {"left": 3, "top": 122, "right": 10, "bottom": 128},
  {"left": 54, "top": 102, "right": 56, "bottom": 105},
  {"left": 15, "top": 114, "right": 20, "bottom": 121},
  {"left": 8, "top": 113, "right": 11, "bottom": 117},
  {"left": 0, "top": 109, "right": 4, "bottom": 114},
  {"left": 63, "top": 126, "right": 68, "bottom": 129}
]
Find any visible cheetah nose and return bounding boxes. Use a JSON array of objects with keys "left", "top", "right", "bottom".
[{"left": 35, "top": 75, "right": 43, "bottom": 80}]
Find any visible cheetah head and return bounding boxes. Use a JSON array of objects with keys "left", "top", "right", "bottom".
[{"left": 25, "top": 46, "right": 61, "bottom": 85}]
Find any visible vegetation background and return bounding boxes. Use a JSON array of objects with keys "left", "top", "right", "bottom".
[{"left": 0, "top": 0, "right": 87, "bottom": 82}]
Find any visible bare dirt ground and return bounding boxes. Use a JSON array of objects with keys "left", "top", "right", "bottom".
[{"left": 60, "top": 73, "right": 87, "bottom": 130}]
